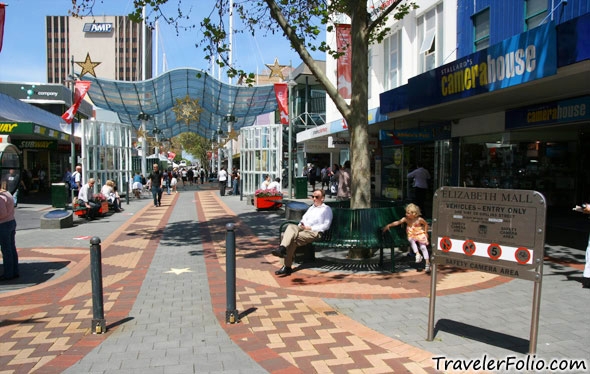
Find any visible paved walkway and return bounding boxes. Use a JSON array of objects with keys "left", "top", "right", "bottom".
[{"left": 1, "top": 184, "right": 588, "bottom": 373}]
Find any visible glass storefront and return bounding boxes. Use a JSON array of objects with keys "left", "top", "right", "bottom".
[
  {"left": 381, "top": 139, "right": 452, "bottom": 216},
  {"left": 459, "top": 126, "right": 586, "bottom": 209}
]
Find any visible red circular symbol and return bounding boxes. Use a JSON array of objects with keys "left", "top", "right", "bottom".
[
  {"left": 463, "top": 240, "right": 476, "bottom": 256},
  {"left": 440, "top": 237, "right": 452, "bottom": 252},
  {"left": 515, "top": 247, "right": 531, "bottom": 264},
  {"left": 487, "top": 243, "right": 502, "bottom": 260}
]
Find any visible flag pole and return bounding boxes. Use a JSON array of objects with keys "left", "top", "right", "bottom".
[{"left": 70, "top": 55, "right": 76, "bottom": 205}]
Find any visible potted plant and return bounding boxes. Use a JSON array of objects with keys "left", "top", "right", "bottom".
[{"left": 254, "top": 188, "right": 283, "bottom": 209}]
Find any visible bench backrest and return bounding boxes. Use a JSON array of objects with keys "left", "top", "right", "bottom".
[{"left": 320, "top": 206, "right": 409, "bottom": 248}]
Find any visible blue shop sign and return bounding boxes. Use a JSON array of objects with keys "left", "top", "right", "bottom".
[
  {"left": 408, "top": 22, "right": 556, "bottom": 111},
  {"left": 506, "top": 96, "right": 590, "bottom": 129},
  {"left": 380, "top": 124, "right": 451, "bottom": 146}
]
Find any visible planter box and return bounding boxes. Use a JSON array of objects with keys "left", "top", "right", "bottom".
[
  {"left": 98, "top": 201, "right": 109, "bottom": 215},
  {"left": 254, "top": 196, "right": 282, "bottom": 210}
]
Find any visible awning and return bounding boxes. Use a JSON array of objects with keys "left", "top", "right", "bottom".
[
  {"left": 0, "top": 92, "right": 75, "bottom": 141},
  {"left": 85, "top": 68, "right": 279, "bottom": 138}
]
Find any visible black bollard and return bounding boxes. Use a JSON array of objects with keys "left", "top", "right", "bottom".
[
  {"left": 225, "top": 223, "right": 239, "bottom": 323},
  {"left": 90, "top": 236, "right": 106, "bottom": 334},
  {"left": 125, "top": 178, "right": 129, "bottom": 205}
]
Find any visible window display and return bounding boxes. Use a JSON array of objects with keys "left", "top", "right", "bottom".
[{"left": 460, "top": 131, "right": 577, "bottom": 208}]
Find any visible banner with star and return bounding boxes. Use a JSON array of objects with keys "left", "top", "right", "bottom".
[
  {"left": 62, "top": 81, "right": 91, "bottom": 124},
  {"left": 273, "top": 83, "right": 289, "bottom": 125},
  {"left": 0, "top": 3, "right": 6, "bottom": 53},
  {"left": 336, "top": 24, "right": 352, "bottom": 99}
]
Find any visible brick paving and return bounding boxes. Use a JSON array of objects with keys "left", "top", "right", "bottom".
[{"left": 1, "top": 185, "right": 588, "bottom": 373}]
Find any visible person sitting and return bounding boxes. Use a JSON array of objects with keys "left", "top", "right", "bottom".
[
  {"left": 271, "top": 189, "right": 332, "bottom": 275},
  {"left": 132, "top": 172, "right": 143, "bottom": 199},
  {"left": 260, "top": 174, "right": 271, "bottom": 190},
  {"left": 101, "top": 180, "right": 123, "bottom": 212},
  {"left": 77, "top": 178, "right": 100, "bottom": 220},
  {"left": 267, "top": 177, "right": 281, "bottom": 192}
]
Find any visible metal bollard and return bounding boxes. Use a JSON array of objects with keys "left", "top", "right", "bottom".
[
  {"left": 90, "top": 236, "right": 106, "bottom": 334},
  {"left": 225, "top": 223, "right": 239, "bottom": 323},
  {"left": 125, "top": 179, "right": 129, "bottom": 205}
]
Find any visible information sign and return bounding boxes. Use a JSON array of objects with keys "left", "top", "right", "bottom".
[
  {"left": 431, "top": 187, "right": 546, "bottom": 279},
  {"left": 428, "top": 187, "right": 547, "bottom": 355}
]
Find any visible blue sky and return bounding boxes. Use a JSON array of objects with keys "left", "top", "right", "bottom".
[{"left": 0, "top": 0, "right": 324, "bottom": 83}]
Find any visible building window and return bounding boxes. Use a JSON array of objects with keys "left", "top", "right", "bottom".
[
  {"left": 525, "top": 0, "right": 548, "bottom": 30},
  {"left": 383, "top": 30, "right": 401, "bottom": 90},
  {"left": 473, "top": 8, "right": 490, "bottom": 52},
  {"left": 417, "top": 3, "right": 443, "bottom": 73}
]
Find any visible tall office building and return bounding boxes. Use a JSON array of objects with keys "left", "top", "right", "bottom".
[{"left": 46, "top": 15, "right": 152, "bottom": 83}]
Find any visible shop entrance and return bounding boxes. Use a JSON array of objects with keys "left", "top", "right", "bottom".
[{"left": 382, "top": 140, "right": 450, "bottom": 217}]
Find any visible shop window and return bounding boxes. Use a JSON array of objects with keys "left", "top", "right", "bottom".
[{"left": 460, "top": 135, "right": 577, "bottom": 207}]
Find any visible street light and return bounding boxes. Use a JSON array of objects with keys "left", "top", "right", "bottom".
[
  {"left": 287, "top": 80, "right": 297, "bottom": 198},
  {"left": 137, "top": 112, "right": 151, "bottom": 176},
  {"left": 225, "top": 115, "right": 236, "bottom": 189}
]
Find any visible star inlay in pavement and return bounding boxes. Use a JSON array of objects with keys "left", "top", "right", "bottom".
[{"left": 165, "top": 268, "right": 193, "bottom": 275}]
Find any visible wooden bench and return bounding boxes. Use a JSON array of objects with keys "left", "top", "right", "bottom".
[{"left": 279, "top": 205, "right": 410, "bottom": 272}]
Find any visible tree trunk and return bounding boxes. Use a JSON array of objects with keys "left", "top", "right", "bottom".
[{"left": 348, "top": 2, "right": 371, "bottom": 209}]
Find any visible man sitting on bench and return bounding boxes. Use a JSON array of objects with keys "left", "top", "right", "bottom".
[
  {"left": 271, "top": 189, "right": 332, "bottom": 275},
  {"left": 77, "top": 178, "right": 100, "bottom": 220}
]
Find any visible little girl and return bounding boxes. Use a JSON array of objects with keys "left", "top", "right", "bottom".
[{"left": 383, "top": 203, "right": 431, "bottom": 273}]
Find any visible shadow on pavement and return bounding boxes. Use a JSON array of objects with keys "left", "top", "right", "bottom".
[
  {"left": 434, "top": 319, "right": 529, "bottom": 354},
  {"left": 0, "top": 260, "right": 70, "bottom": 293}
]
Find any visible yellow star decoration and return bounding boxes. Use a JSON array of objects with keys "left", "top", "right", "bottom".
[
  {"left": 76, "top": 53, "right": 101, "bottom": 77},
  {"left": 172, "top": 95, "right": 203, "bottom": 126},
  {"left": 265, "top": 58, "right": 287, "bottom": 79},
  {"left": 164, "top": 268, "right": 193, "bottom": 275},
  {"left": 227, "top": 129, "right": 238, "bottom": 141}
]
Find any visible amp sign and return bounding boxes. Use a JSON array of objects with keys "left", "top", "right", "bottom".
[{"left": 83, "top": 23, "right": 113, "bottom": 33}]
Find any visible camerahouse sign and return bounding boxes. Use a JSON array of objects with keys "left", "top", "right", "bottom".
[{"left": 431, "top": 187, "right": 546, "bottom": 281}]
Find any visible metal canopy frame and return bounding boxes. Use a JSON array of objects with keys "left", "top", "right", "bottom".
[{"left": 85, "top": 68, "right": 279, "bottom": 138}]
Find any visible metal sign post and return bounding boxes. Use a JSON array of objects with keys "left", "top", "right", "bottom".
[{"left": 427, "top": 187, "right": 546, "bottom": 354}]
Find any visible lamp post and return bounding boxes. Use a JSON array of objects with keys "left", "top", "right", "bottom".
[
  {"left": 225, "top": 115, "right": 236, "bottom": 189},
  {"left": 137, "top": 112, "right": 151, "bottom": 176},
  {"left": 66, "top": 55, "right": 77, "bottom": 204},
  {"left": 152, "top": 126, "right": 162, "bottom": 159},
  {"left": 287, "top": 80, "right": 297, "bottom": 198},
  {"left": 217, "top": 129, "right": 223, "bottom": 173}
]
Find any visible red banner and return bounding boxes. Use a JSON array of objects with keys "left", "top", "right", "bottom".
[
  {"left": 336, "top": 24, "right": 352, "bottom": 99},
  {"left": 62, "top": 81, "right": 91, "bottom": 124},
  {"left": 274, "top": 82, "right": 289, "bottom": 125},
  {"left": 0, "top": 3, "right": 6, "bottom": 53},
  {"left": 167, "top": 152, "right": 176, "bottom": 160}
]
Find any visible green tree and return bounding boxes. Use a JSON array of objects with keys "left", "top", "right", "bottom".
[
  {"left": 71, "top": 0, "right": 416, "bottom": 208},
  {"left": 176, "top": 132, "right": 211, "bottom": 166}
]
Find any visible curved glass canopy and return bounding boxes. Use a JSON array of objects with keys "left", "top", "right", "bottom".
[{"left": 85, "top": 68, "right": 278, "bottom": 138}]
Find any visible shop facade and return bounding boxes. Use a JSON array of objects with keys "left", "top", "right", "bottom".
[{"left": 379, "top": 13, "right": 590, "bottom": 246}]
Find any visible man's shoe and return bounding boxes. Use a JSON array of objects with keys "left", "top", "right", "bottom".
[
  {"left": 271, "top": 246, "right": 287, "bottom": 258},
  {"left": 583, "top": 278, "right": 590, "bottom": 289},
  {"left": 275, "top": 266, "right": 292, "bottom": 276}
]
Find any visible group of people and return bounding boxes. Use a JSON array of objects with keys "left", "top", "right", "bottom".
[
  {"left": 259, "top": 174, "right": 281, "bottom": 191},
  {"left": 271, "top": 160, "right": 433, "bottom": 276},
  {"left": 76, "top": 180, "right": 124, "bottom": 220},
  {"left": 218, "top": 166, "right": 241, "bottom": 196}
]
